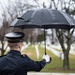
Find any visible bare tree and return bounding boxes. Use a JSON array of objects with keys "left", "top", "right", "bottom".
[
  {"left": 0, "top": 14, "right": 9, "bottom": 55},
  {"left": 56, "top": 29, "right": 74, "bottom": 70},
  {"left": 50, "top": 0, "right": 75, "bottom": 70},
  {"left": 0, "top": 0, "right": 37, "bottom": 55},
  {"left": 34, "top": 0, "right": 75, "bottom": 70}
]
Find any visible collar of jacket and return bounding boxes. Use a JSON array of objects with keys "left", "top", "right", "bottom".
[{"left": 7, "top": 50, "right": 21, "bottom": 56}]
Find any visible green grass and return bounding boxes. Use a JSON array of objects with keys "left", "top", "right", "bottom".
[
  {"left": 69, "top": 54, "right": 75, "bottom": 69},
  {"left": 51, "top": 47, "right": 62, "bottom": 52},
  {"left": 21, "top": 45, "right": 37, "bottom": 60}
]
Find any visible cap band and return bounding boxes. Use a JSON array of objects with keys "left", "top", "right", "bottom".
[{"left": 8, "top": 39, "right": 23, "bottom": 43}]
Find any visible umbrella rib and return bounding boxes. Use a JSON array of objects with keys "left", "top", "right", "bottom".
[{"left": 59, "top": 11, "right": 71, "bottom": 25}]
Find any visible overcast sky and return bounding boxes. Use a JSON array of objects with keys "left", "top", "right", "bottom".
[{"left": 0, "top": 0, "right": 50, "bottom": 8}]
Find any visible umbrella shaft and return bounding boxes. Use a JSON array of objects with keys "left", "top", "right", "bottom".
[{"left": 44, "top": 29, "right": 46, "bottom": 55}]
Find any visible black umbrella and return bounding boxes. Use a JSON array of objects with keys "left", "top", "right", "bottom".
[{"left": 10, "top": 8, "right": 75, "bottom": 54}]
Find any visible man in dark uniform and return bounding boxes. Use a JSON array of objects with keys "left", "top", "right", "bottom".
[{"left": 0, "top": 32, "right": 52, "bottom": 75}]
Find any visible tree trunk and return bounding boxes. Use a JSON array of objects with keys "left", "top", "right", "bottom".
[
  {"left": 56, "top": 29, "right": 71, "bottom": 70},
  {"left": 63, "top": 51, "right": 70, "bottom": 70},
  {"left": 0, "top": 41, "right": 5, "bottom": 56},
  {"left": 1, "top": 49, "right": 5, "bottom": 56}
]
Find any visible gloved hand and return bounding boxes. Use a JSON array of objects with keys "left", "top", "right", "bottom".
[{"left": 43, "top": 54, "right": 52, "bottom": 63}]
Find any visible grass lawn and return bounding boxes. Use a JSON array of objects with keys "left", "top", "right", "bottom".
[
  {"left": 21, "top": 45, "right": 75, "bottom": 73},
  {"left": 21, "top": 45, "right": 37, "bottom": 60}
]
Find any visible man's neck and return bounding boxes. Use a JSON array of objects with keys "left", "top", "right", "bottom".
[{"left": 10, "top": 48, "right": 21, "bottom": 52}]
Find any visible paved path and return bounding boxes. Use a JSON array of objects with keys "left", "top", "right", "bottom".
[
  {"left": 28, "top": 72, "right": 75, "bottom": 75},
  {"left": 47, "top": 45, "right": 64, "bottom": 60},
  {"left": 21, "top": 44, "right": 29, "bottom": 51},
  {"left": 35, "top": 45, "right": 39, "bottom": 59},
  {"left": 51, "top": 45, "right": 75, "bottom": 55}
]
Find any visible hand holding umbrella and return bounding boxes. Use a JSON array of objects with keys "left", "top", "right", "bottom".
[{"left": 43, "top": 54, "right": 52, "bottom": 63}]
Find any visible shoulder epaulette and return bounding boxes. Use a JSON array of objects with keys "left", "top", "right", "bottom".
[{"left": 21, "top": 54, "right": 26, "bottom": 57}]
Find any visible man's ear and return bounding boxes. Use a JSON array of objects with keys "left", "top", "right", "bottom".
[
  {"left": 18, "top": 43, "right": 22, "bottom": 49},
  {"left": 8, "top": 43, "right": 10, "bottom": 47}
]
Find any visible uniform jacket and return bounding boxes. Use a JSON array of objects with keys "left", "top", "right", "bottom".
[{"left": 0, "top": 50, "right": 46, "bottom": 75}]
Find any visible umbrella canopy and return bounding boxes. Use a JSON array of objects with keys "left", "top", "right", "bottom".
[
  {"left": 11, "top": 10, "right": 40, "bottom": 28},
  {"left": 10, "top": 8, "right": 75, "bottom": 55},
  {"left": 11, "top": 8, "right": 75, "bottom": 29}
]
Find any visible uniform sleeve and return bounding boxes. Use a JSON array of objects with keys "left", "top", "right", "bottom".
[{"left": 25, "top": 55, "right": 46, "bottom": 72}]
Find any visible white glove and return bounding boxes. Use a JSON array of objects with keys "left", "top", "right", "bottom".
[{"left": 43, "top": 54, "right": 52, "bottom": 63}]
